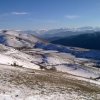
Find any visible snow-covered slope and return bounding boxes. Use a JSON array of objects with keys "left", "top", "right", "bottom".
[
  {"left": 34, "top": 42, "right": 100, "bottom": 60},
  {"left": 0, "top": 44, "right": 40, "bottom": 69},
  {"left": 0, "top": 43, "right": 99, "bottom": 79},
  {"left": 0, "top": 30, "right": 100, "bottom": 79},
  {"left": 0, "top": 30, "right": 46, "bottom": 48},
  {"left": 0, "top": 64, "right": 100, "bottom": 100},
  {"left": 0, "top": 30, "right": 100, "bottom": 99}
]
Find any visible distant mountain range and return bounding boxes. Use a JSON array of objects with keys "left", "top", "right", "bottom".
[
  {"left": 1, "top": 27, "right": 100, "bottom": 42},
  {"left": 1, "top": 27, "right": 100, "bottom": 51},
  {"left": 52, "top": 32, "right": 100, "bottom": 50},
  {"left": 34, "top": 26, "right": 100, "bottom": 41}
]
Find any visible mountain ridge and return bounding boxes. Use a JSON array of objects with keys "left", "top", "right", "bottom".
[{"left": 52, "top": 32, "right": 100, "bottom": 50}]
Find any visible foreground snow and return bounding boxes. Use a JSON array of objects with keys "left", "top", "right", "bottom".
[
  {"left": 0, "top": 93, "right": 96, "bottom": 100},
  {"left": 0, "top": 64, "right": 99, "bottom": 100}
]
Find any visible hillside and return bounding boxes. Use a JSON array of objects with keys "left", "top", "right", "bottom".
[
  {"left": 0, "top": 30, "right": 100, "bottom": 99},
  {"left": 52, "top": 32, "right": 100, "bottom": 50},
  {"left": 0, "top": 64, "right": 100, "bottom": 100},
  {"left": 0, "top": 30, "right": 46, "bottom": 48}
]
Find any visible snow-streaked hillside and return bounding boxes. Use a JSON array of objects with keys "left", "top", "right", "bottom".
[
  {"left": 0, "top": 44, "right": 40, "bottom": 69},
  {"left": 0, "top": 43, "right": 99, "bottom": 79},
  {"left": 0, "top": 30, "right": 100, "bottom": 99},
  {"left": 34, "top": 42, "right": 100, "bottom": 60},
  {"left": 0, "top": 64, "right": 100, "bottom": 100},
  {"left": 0, "top": 30, "right": 100, "bottom": 78},
  {"left": 0, "top": 30, "right": 46, "bottom": 48}
]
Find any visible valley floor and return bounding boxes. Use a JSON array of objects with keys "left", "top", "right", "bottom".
[{"left": 0, "top": 64, "right": 100, "bottom": 100}]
